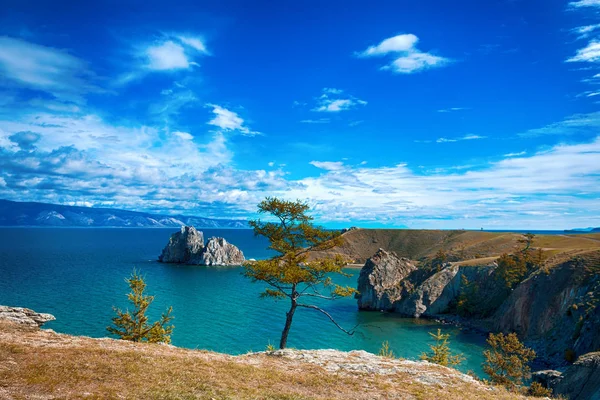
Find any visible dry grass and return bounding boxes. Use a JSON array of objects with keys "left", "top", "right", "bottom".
[
  {"left": 310, "top": 229, "right": 600, "bottom": 268},
  {"left": 0, "top": 322, "right": 537, "bottom": 400}
]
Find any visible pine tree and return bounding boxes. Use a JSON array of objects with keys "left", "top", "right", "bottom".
[
  {"left": 483, "top": 332, "right": 536, "bottom": 389},
  {"left": 107, "top": 270, "right": 174, "bottom": 344},
  {"left": 420, "top": 328, "right": 465, "bottom": 366}
]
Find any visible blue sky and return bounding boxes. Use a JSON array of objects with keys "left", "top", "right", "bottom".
[{"left": 1, "top": 0, "right": 599, "bottom": 229}]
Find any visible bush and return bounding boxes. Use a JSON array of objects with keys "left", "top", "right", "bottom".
[
  {"left": 107, "top": 269, "right": 174, "bottom": 344},
  {"left": 527, "top": 382, "right": 552, "bottom": 397},
  {"left": 421, "top": 329, "right": 465, "bottom": 367},
  {"left": 379, "top": 340, "right": 395, "bottom": 358},
  {"left": 483, "top": 332, "right": 536, "bottom": 389}
]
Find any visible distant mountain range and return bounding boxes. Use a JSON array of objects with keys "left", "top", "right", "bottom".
[
  {"left": 564, "top": 227, "right": 600, "bottom": 233},
  {"left": 0, "top": 199, "right": 248, "bottom": 228}
]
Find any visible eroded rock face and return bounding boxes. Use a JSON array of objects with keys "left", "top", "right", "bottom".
[
  {"left": 0, "top": 306, "right": 55, "bottom": 327},
  {"left": 158, "top": 226, "right": 204, "bottom": 263},
  {"left": 554, "top": 352, "right": 600, "bottom": 400},
  {"left": 158, "top": 227, "right": 245, "bottom": 266},
  {"left": 196, "top": 237, "right": 246, "bottom": 266},
  {"left": 356, "top": 249, "right": 417, "bottom": 311},
  {"left": 396, "top": 264, "right": 496, "bottom": 317}
]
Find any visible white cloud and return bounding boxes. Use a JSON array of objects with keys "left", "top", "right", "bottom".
[
  {"left": 358, "top": 33, "right": 451, "bottom": 74},
  {"left": 0, "top": 36, "right": 101, "bottom": 103},
  {"left": 177, "top": 35, "right": 208, "bottom": 53},
  {"left": 146, "top": 41, "right": 191, "bottom": 70},
  {"left": 437, "top": 107, "right": 467, "bottom": 113},
  {"left": 571, "top": 24, "right": 600, "bottom": 39},
  {"left": 504, "top": 151, "right": 526, "bottom": 157},
  {"left": 310, "top": 161, "right": 345, "bottom": 171},
  {"left": 436, "top": 134, "right": 486, "bottom": 143},
  {"left": 568, "top": 0, "right": 600, "bottom": 8},
  {"left": 268, "top": 161, "right": 275, "bottom": 167},
  {"left": 567, "top": 41, "right": 600, "bottom": 63},
  {"left": 519, "top": 111, "right": 600, "bottom": 136},
  {"left": 312, "top": 88, "right": 367, "bottom": 113},
  {"left": 207, "top": 104, "right": 261, "bottom": 136},
  {"left": 300, "top": 118, "right": 330, "bottom": 124},
  {"left": 173, "top": 131, "right": 194, "bottom": 140}
]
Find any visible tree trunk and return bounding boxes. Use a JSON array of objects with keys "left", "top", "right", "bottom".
[{"left": 279, "top": 299, "right": 297, "bottom": 349}]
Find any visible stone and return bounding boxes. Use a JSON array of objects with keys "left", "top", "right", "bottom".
[
  {"left": 554, "top": 352, "right": 600, "bottom": 400},
  {"left": 532, "top": 370, "right": 563, "bottom": 390},
  {"left": 0, "top": 306, "right": 55, "bottom": 327},
  {"left": 356, "top": 249, "right": 418, "bottom": 311},
  {"left": 195, "top": 237, "right": 246, "bottom": 266},
  {"left": 158, "top": 226, "right": 204, "bottom": 263},
  {"left": 158, "top": 226, "right": 245, "bottom": 266}
]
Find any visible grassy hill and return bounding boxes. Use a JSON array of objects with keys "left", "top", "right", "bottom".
[
  {"left": 0, "top": 321, "right": 537, "bottom": 400},
  {"left": 310, "top": 229, "right": 600, "bottom": 265}
]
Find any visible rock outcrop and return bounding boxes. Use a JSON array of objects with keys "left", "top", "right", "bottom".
[
  {"left": 0, "top": 306, "right": 55, "bottom": 327},
  {"left": 493, "top": 252, "right": 600, "bottom": 362},
  {"left": 158, "top": 226, "right": 245, "bottom": 266},
  {"left": 356, "top": 249, "right": 417, "bottom": 311},
  {"left": 534, "top": 352, "right": 600, "bottom": 400},
  {"left": 158, "top": 226, "right": 205, "bottom": 263},
  {"left": 196, "top": 237, "right": 246, "bottom": 266}
]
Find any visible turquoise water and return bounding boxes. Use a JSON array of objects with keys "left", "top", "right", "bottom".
[{"left": 0, "top": 228, "right": 488, "bottom": 376}]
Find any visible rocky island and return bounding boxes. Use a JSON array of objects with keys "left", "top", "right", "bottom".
[{"left": 158, "top": 226, "right": 246, "bottom": 266}]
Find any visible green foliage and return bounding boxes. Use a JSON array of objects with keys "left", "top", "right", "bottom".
[
  {"left": 243, "top": 197, "right": 357, "bottom": 349},
  {"left": 378, "top": 341, "right": 395, "bottom": 358},
  {"left": 527, "top": 382, "right": 552, "bottom": 397},
  {"left": 456, "top": 275, "right": 480, "bottom": 317},
  {"left": 432, "top": 249, "right": 448, "bottom": 271},
  {"left": 483, "top": 332, "right": 536, "bottom": 390},
  {"left": 265, "top": 341, "right": 276, "bottom": 352},
  {"left": 496, "top": 253, "right": 529, "bottom": 289},
  {"left": 107, "top": 269, "right": 174, "bottom": 344},
  {"left": 420, "top": 329, "right": 465, "bottom": 367},
  {"left": 517, "top": 233, "right": 536, "bottom": 252}
]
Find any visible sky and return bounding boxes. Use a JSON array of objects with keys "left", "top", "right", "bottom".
[{"left": 0, "top": 0, "right": 599, "bottom": 229}]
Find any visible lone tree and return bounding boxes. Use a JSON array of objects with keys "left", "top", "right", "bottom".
[
  {"left": 243, "top": 197, "right": 357, "bottom": 349},
  {"left": 483, "top": 332, "right": 536, "bottom": 390},
  {"left": 420, "top": 328, "right": 465, "bottom": 367},
  {"left": 107, "top": 269, "right": 174, "bottom": 344}
]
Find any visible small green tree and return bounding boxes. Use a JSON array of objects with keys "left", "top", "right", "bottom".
[
  {"left": 483, "top": 332, "right": 536, "bottom": 390},
  {"left": 379, "top": 340, "right": 395, "bottom": 358},
  {"left": 496, "top": 253, "right": 528, "bottom": 289},
  {"left": 107, "top": 270, "right": 174, "bottom": 344},
  {"left": 243, "top": 197, "right": 357, "bottom": 349},
  {"left": 420, "top": 328, "right": 465, "bottom": 366},
  {"left": 456, "top": 275, "right": 480, "bottom": 317}
]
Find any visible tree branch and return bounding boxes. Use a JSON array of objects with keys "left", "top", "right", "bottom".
[{"left": 297, "top": 303, "right": 357, "bottom": 335}]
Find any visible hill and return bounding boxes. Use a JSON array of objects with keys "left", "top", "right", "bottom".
[
  {"left": 0, "top": 199, "right": 248, "bottom": 228},
  {"left": 310, "top": 228, "right": 600, "bottom": 264},
  {"left": 0, "top": 320, "right": 535, "bottom": 400}
]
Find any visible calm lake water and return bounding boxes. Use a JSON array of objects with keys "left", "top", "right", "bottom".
[{"left": 0, "top": 227, "right": 488, "bottom": 375}]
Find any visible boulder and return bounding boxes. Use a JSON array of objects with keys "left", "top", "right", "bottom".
[
  {"left": 0, "top": 306, "right": 55, "bottom": 327},
  {"left": 532, "top": 370, "right": 563, "bottom": 390},
  {"left": 195, "top": 237, "right": 246, "bottom": 266},
  {"left": 356, "top": 249, "right": 417, "bottom": 311},
  {"left": 554, "top": 352, "right": 600, "bottom": 400},
  {"left": 158, "top": 226, "right": 204, "bottom": 263}
]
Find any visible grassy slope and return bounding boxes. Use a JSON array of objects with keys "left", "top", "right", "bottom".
[
  {"left": 0, "top": 322, "right": 536, "bottom": 400},
  {"left": 310, "top": 229, "right": 600, "bottom": 265}
]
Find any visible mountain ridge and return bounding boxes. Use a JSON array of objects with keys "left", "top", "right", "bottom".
[{"left": 0, "top": 199, "right": 248, "bottom": 228}]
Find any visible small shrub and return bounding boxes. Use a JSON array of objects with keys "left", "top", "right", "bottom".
[
  {"left": 265, "top": 341, "right": 276, "bottom": 352},
  {"left": 420, "top": 329, "right": 465, "bottom": 367},
  {"left": 378, "top": 340, "right": 395, "bottom": 358},
  {"left": 527, "top": 382, "right": 552, "bottom": 397},
  {"left": 107, "top": 269, "right": 174, "bottom": 344},
  {"left": 482, "top": 332, "right": 536, "bottom": 390}
]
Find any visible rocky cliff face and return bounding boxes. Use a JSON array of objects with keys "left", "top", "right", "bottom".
[
  {"left": 0, "top": 306, "right": 55, "bottom": 327},
  {"left": 195, "top": 237, "right": 246, "bottom": 266},
  {"left": 494, "top": 252, "right": 600, "bottom": 362},
  {"left": 534, "top": 352, "right": 600, "bottom": 400},
  {"left": 159, "top": 226, "right": 205, "bottom": 263},
  {"left": 356, "top": 249, "right": 417, "bottom": 310},
  {"left": 158, "top": 226, "right": 245, "bottom": 266}
]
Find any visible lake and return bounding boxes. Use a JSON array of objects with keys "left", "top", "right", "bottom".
[{"left": 0, "top": 227, "right": 488, "bottom": 376}]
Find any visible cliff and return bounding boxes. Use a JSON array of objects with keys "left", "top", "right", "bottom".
[
  {"left": 158, "top": 226, "right": 246, "bottom": 266},
  {"left": 0, "top": 318, "right": 538, "bottom": 399},
  {"left": 0, "top": 306, "right": 55, "bottom": 327},
  {"left": 355, "top": 245, "right": 600, "bottom": 369}
]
